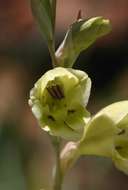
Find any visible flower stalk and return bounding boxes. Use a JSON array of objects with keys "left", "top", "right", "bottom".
[
  {"left": 52, "top": 137, "right": 63, "bottom": 190},
  {"left": 48, "top": 41, "right": 57, "bottom": 67}
]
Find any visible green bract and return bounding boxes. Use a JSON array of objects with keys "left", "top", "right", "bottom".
[
  {"left": 56, "top": 17, "right": 111, "bottom": 67},
  {"left": 79, "top": 101, "right": 128, "bottom": 174},
  {"left": 29, "top": 67, "right": 91, "bottom": 140}
]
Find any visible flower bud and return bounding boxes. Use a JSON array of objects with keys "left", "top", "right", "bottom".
[
  {"left": 60, "top": 142, "right": 79, "bottom": 175},
  {"left": 79, "top": 101, "right": 128, "bottom": 174},
  {"left": 29, "top": 67, "right": 91, "bottom": 140},
  {"left": 56, "top": 17, "right": 111, "bottom": 67}
]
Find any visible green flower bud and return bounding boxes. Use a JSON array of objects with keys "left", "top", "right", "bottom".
[
  {"left": 56, "top": 17, "right": 111, "bottom": 67},
  {"left": 79, "top": 101, "right": 128, "bottom": 174},
  {"left": 60, "top": 142, "right": 79, "bottom": 175},
  {"left": 29, "top": 67, "right": 91, "bottom": 140}
]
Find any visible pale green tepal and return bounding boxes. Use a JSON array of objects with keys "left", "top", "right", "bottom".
[
  {"left": 79, "top": 101, "right": 128, "bottom": 174},
  {"left": 29, "top": 67, "right": 91, "bottom": 140}
]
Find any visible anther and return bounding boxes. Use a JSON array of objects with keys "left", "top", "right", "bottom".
[
  {"left": 47, "top": 87, "right": 57, "bottom": 99},
  {"left": 47, "top": 85, "right": 64, "bottom": 99},
  {"left": 56, "top": 85, "right": 64, "bottom": 98}
]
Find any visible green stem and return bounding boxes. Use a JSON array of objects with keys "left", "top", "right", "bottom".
[
  {"left": 52, "top": 0, "right": 57, "bottom": 32},
  {"left": 52, "top": 137, "right": 63, "bottom": 190},
  {"left": 48, "top": 0, "right": 57, "bottom": 68}
]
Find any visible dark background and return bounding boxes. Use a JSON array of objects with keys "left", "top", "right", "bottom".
[{"left": 0, "top": 0, "right": 128, "bottom": 189}]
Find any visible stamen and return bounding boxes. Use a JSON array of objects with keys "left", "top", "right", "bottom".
[
  {"left": 47, "top": 87, "right": 57, "bottom": 99},
  {"left": 47, "top": 85, "right": 64, "bottom": 99},
  {"left": 51, "top": 86, "right": 62, "bottom": 99},
  {"left": 56, "top": 85, "right": 64, "bottom": 98}
]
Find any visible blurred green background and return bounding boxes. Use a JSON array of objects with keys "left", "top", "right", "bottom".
[{"left": 0, "top": 0, "right": 128, "bottom": 189}]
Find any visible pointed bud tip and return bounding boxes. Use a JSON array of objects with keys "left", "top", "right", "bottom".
[{"left": 77, "top": 9, "right": 82, "bottom": 21}]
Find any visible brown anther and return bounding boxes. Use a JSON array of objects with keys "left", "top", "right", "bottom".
[
  {"left": 56, "top": 85, "right": 64, "bottom": 98},
  {"left": 47, "top": 87, "right": 57, "bottom": 99},
  {"left": 47, "top": 85, "right": 64, "bottom": 99},
  {"left": 51, "top": 86, "right": 60, "bottom": 99}
]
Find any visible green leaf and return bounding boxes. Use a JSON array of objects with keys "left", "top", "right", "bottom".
[
  {"left": 56, "top": 17, "right": 111, "bottom": 67},
  {"left": 31, "top": 0, "right": 54, "bottom": 45}
]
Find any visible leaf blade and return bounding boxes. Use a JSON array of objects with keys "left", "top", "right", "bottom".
[{"left": 31, "top": 0, "right": 53, "bottom": 44}]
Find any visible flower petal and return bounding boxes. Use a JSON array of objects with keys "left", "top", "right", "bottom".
[{"left": 29, "top": 67, "right": 91, "bottom": 140}]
